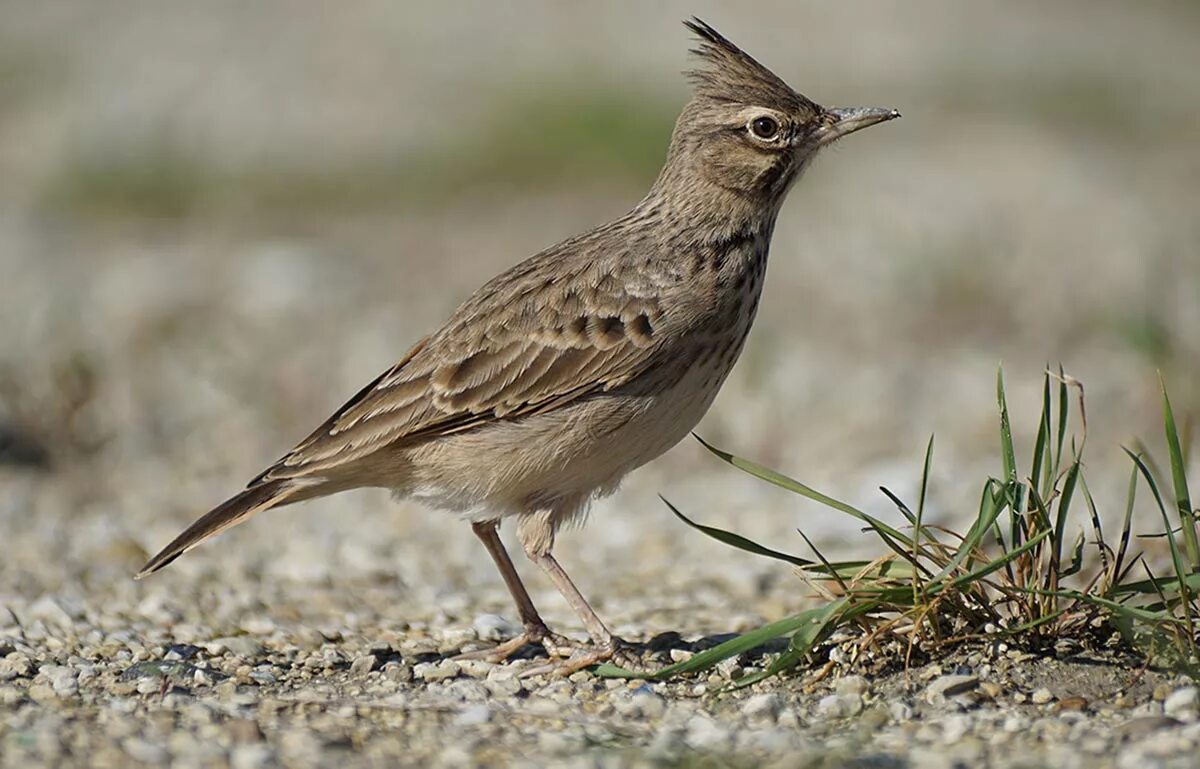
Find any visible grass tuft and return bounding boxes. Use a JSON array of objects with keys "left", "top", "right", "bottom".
[{"left": 597, "top": 367, "right": 1200, "bottom": 684}]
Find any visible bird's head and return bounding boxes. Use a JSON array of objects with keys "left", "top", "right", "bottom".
[{"left": 656, "top": 19, "right": 899, "bottom": 207}]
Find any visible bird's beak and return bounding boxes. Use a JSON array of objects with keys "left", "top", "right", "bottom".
[{"left": 816, "top": 106, "right": 901, "bottom": 146}]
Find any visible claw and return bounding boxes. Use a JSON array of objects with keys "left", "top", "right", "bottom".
[
  {"left": 452, "top": 624, "right": 573, "bottom": 664},
  {"left": 518, "top": 637, "right": 644, "bottom": 678}
]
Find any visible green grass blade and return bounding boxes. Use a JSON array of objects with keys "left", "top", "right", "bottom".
[
  {"left": 1127, "top": 449, "right": 1195, "bottom": 636},
  {"left": 879, "top": 486, "right": 916, "bottom": 526},
  {"left": 1054, "top": 365, "right": 1070, "bottom": 491},
  {"left": 663, "top": 496, "right": 812, "bottom": 568},
  {"left": 913, "top": 434, "right": 935, "bottom": 602},
  {"left": 949, "top": 528, "right": 1052, "bottom": 589},
  {"left": 731, "top": 597, "right": 869, "bottom": 687},
  {"left": 695, "top": 435, "right": 914, "bottom": 547},
  {"left": 997, "top": 366, "right": 1023, "bottom": 548},
  {"left": 931, "top": 479, "right": 1005, "bottom": 583},
  {"left": 593, "top": 605, "right": 840, "bottom": 680},
  {"left": 1161, "top": 378, "right": 1198, "bottom": 567},
  {"left": 1110, "top": 464, "right": 1139, "bottom": 591},
  {"left": 1061, "top": 530, "right": 1086, "bottom": 579},
  {"left": 1031, "top": 369, "right": 1051, "bottom": 507},
  {"left": 1026, "top": 588, "right": 1185, "bottom": 624},
  {"left": 1108, "top": 571, "right": 1200, "bottom": 597}
]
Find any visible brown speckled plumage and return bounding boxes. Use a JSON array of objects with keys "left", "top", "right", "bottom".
[{"left": 138, "top": 19, "right": 899, "bottom": 674}]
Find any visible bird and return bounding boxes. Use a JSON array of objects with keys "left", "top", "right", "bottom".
[{"left": 136, "top": 18, "right": 899, "bottom": 675}]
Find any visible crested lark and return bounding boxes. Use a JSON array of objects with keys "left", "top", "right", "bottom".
[{"left": 138, "top": 19, "right": 899, "bottom": 674}]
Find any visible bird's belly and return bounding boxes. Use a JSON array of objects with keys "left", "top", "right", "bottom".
[{"left": 400, "top": 344, "right": 738, "bottom": 518}]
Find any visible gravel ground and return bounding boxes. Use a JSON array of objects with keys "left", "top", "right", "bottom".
[
  {"left": 4, "top": 586, "right": 1200, "bottom": 769},
  {"left": 3, "top": 2, "right": 1200, "bottom": 767}
]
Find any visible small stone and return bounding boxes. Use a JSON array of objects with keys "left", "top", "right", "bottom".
[
  {"left": 836, "top": 675, "right": 869, "bottom": 697},
  {"left": 349, "top": 655, "right": 377, "bottom": 676},
  {"left": 1055, "top": 696, "right": 1088, "bottom": 713},
  {"left": 207, "top": 637, "right": 264, "bottom": 659},
  {"left": 122, "top": 737, "right": 168, "bottom": 764},
  {"left": 925, "top": 675, "right": 979, "bottom": 705},
  {"left": 979, "top": 681, "right": 1002, "bottom": 699},
  {"left": 413, "top": 659, "right": 460, "bottom": 682},
  {"left": 1116, "top": 715, "right": 1180, "bottom": 739},
  {"left": 457, "top": 659, "right": 495, "bottom": 678},
  {"left": 230, "top": 744, "right": 274, "bottom": 769},
  {"left": 669, "top": 648, "right": 694, "bottom": 663},
  {"left": 0, "top": 653, "right": 33, "bottom": 681},
  {"left": 28, "top": 683, "right": 57, "bottom": 702},
  {"left": 685, "top": 715, "right": 731, "bottom": 751},
  {"left": 227, "top": 718, "right": 264, "bottom": 743},
  {"left": 135, "top": 679, "right": 161, "bottom": 695},
  {"left": 815, "top": 693, "right": 862, "bottom": 719},
  {"left": 741, "top": 692, "right": 782, "bottom": 720},
  {"left": 888, "top": 701, "right": 914, "bottom": 722},
  {"left": 615, "top": 686, "right": 667, "bottom": 718},
  {"left": 716, "top": 657, "right": 743, "bottom": 680},
  {"left": 47, "top": 666, "right": 78, "bottom": 695},
  {"left": 1031, "top": 688, "right": 1054, "bottom": 705},
  {"left": 454, "top": 704, "right": 492, "bottom": 726},
  {"left": 472, "top": 614, "right": 518, "bottom": 641},
  {"left": 382, "top": 661, "right": 414, "bottom": 683},
  {"left": 1164, "top": 687, "right": 1199, "bottom": 718},
  {"left": 484, "top": 671, "right": 523, "bottom": 697},
  {"left": 941, "top": 714, "right": 972, "bottom": 743}
]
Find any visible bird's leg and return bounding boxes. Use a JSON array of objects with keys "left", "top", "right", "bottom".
[
  {"left": 520, "top": 539, "right": 642, "bottom": 677},
  {"left": 453, "top": 520, "right": 572, "bottom": 662},
  {"left": 526, "top": 548, "right": 614, "bottom": 644}
]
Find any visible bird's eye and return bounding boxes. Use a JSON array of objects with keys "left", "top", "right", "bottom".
[{"left": 749, "top": 116, "right": 780, "bottom": 140}]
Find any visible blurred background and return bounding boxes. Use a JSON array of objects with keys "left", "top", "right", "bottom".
[{"left": 1, "top": 1, "right": 1198, "bottom": 627}]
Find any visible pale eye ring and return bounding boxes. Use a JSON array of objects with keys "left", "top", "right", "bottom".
[{"left": 749, "top": 115, "right": 780, "bottom": 140}]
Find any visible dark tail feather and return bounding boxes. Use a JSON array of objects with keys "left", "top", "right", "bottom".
[{"left": 135, "top": 479, "right": 301, "bottom": 579}]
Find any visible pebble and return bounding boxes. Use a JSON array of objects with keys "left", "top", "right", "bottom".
[
  {"left": 472, "top": 614, "right": 518, "bottom": 641},
  {"left": 230, "top": 744, "right": 275, "bottom": 769},
  {"left": 741, "top": 693, "right": 782, "bottom": 720},
  {"left": 349, "top": 654, "right": 377, "bottom": 676},
  {"left": 413, "top": 659, "right": 461, "bottom": 682},
  {"left": 454, "top": 704, "right": 492, "bottom": 726},
  {"left": 0, "top": 653, "right": 33, "bottom": 680},
  {"left": 1116, "top": 715, "right": 1181, "bottom": 739},
  {"left": 1164, "top": 687, "right": 1198, "bottom": 719},
  {"left": 685, "top": 715, "right": 731, "bottom": 751},
  {"left": 614, "top": 687, "right": 667, "bottom": 718},
  {"left": 122, "top": 737, "right": 168, "bottom": 764},
  {"left": 716, "top": 657, "right": 743, "bottom": 680},
  {"left": 925, "top": 675, "right": 979, "bottom": 706},
  {"left": 1031, "top": 688, "right": 1054, "bottom": 705},
  {"left": 206, "top": 637, "right": 264, "bottom": 658},
  {"left": 836, "top": 675, "right": 869, "bottom": 697},
  {"left": 382, "top": 661, "right": 415, "bottom": 683},
  {"left": 1055, "top": 696, "right": 1088, "bottom": 713},
  {"left": 815, "top": 693, "right": 863, "bottom": 719}
]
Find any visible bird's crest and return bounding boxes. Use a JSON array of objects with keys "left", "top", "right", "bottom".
[{"left": 683, "top": 18, "right": 814, "bottom": 113}]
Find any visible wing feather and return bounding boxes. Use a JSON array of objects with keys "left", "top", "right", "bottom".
[{"left": 259, "top": 264, "right": 664, "bottom": 482}]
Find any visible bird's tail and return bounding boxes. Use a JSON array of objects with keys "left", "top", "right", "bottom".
[{"left": 135, "top": 478, "right": 303, "bottom": 579}]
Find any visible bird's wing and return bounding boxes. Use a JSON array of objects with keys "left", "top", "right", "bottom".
[{"left": 256, "top": 258, "right": 665, "bottom": 481}]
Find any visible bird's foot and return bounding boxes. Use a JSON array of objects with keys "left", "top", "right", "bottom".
[
  {"left": 518, "top": 636, "right": 645, "bottom": 678},
  {"left": 453, "top": 623, "right": 572, "bottom": 664}
]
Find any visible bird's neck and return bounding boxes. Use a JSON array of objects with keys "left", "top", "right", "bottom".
[{"left": 634, "top": 172, "right": 782, "bottom": 254}]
